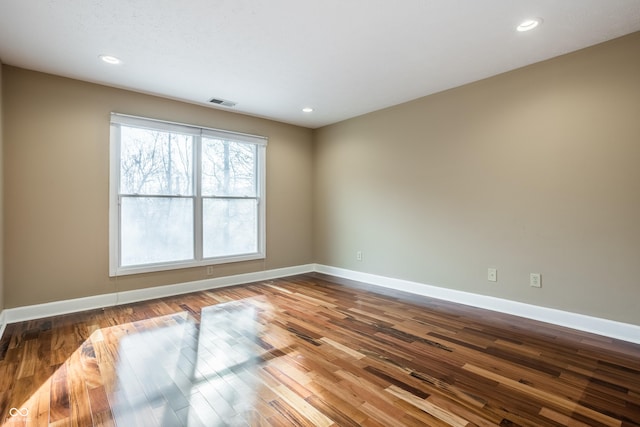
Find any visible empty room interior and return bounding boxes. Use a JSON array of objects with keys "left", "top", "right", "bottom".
[{"left": 1, "top": 1, "right": 640, "bottom": 426}]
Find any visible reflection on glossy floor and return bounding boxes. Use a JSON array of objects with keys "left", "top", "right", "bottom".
[{"left": 1, "top": 273, "right": 639, "bottom": 426}]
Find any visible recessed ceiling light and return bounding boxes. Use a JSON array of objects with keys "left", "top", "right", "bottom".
[
  {"left": 302, "top": 107, "right": 314, "bottom": 113},
  {"left": 517, "top": 18, "right": 542, "bottom": 32},
  {"left": 99, "top": 55, "right": 122, "bottom": 65}
]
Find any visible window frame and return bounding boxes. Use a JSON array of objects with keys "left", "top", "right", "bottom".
[{"left": 109, "top": 113, "right": 267, "bottom": 277}]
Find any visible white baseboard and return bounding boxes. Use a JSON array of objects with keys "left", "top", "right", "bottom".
[
  {"left": 5, "top": 294, "right": 117, "bottom": 326},
  {"left": 2, "top": 263, "right": 639, "bottom": 345},
  {"left": 2, "top": 264, "right": 314, "bottom": 326},
  {"left": 0, "top": 309, "right": 6, "bottom": 341},
  {"left": 115, "top": 264, "right": 315, "bottom": 305},
  {"left": 314, "top": 264, "right": 640, "bottom": 345}
]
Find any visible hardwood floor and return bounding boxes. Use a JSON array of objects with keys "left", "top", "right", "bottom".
[{"left": 1, "top": 273, "right": 639, "bottom": 426}]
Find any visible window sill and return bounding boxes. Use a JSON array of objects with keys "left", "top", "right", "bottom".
[{"left": 109, "top": 252, "right": 266, "bottom": 277}]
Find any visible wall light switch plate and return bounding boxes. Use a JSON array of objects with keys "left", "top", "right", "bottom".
[{"left": 530, "top": 273, "right": 541, "bottom": 288}]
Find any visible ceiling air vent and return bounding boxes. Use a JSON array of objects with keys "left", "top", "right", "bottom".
[{"left": 209, "top": 97, "right": 237, "bottom": 107}]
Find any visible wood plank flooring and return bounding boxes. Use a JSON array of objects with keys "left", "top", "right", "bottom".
[{"left": 0, "top": 273, "right": 639, "bottom": 426}]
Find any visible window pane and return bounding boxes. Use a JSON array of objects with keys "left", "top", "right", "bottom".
[
  {"left": 121, "top": 197, "right": 194, "bottom": 266},
  {"left": 120, "top": 126, "right": 193, "bottom": 195},
  {"left": 111, "top": 113, "right": 266, "bottom": 275},
  {"left": 202, "top": 138, "right": 256, "bottom": 197},
  {"left": 203, "top": 199, "right": 257, "bottom": 258}
]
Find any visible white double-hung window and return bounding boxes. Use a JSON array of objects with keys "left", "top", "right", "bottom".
[{"left": 109, "top": 113, "right": 266, "bottom": 276}]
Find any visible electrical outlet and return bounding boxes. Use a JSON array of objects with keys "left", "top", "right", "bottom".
[
  {"left": 356, "top": 251, "right": 363, "bottom": 261},
  {"left": 530, "top": 273, "right": 541, "bottom": 288},
  {"left": 206, "top": 266, "right": 214, "bottom": 275},
  {"left": 488, "top": 268, "right": 497, "bottom": 282}
]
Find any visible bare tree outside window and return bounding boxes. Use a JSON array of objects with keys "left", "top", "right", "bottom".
[
  {"left": 202, "top": 138, "right": 257, "bottom": 257},
  {"left": 120, "top": 127, "right": 193, "bottom": 195},
  {"left": 110, "top": 114, "right": 266, "bottom": 275},
  {"left": 119, "top": 127, "right": 194, "bottom": 265}
]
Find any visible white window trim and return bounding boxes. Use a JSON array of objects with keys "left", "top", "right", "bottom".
[{"left": 109, "top": 113, "right": 267, "bottom": 277}]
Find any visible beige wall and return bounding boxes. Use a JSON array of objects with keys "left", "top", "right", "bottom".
[
  {"left": 0, "top": 60, "right": 4, "bottom": 312},
  {"left": 3, "top": 66, "right": 314, "bottom": 307},
  {"left": 3, "top": 33, "right": 640, "bottom": 326},
  {"left": 314, "top": 32, "right": 640, "bottom": 325}
]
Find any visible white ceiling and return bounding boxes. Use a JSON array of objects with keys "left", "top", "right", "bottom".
[{"left": 1, "top": 1, "right": 639, "bottom": 129}]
